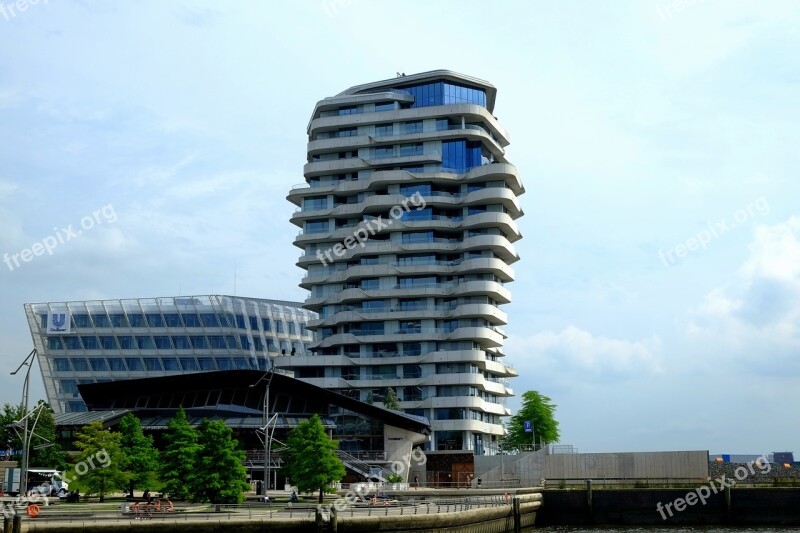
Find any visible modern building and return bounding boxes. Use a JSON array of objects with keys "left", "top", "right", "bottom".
[
  {"left": 281, "top": 70, "right": 523, "bottom": 455},
  {"left": 24, "top": 295, "right": 315, "bottom": 414},
  {"left": 54, "top": 370, "right": 430, "bottom": 485}
]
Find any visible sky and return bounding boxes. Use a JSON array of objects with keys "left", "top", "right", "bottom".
[{"left": 1, "top": 0, "right": 798, "bottom": 454}]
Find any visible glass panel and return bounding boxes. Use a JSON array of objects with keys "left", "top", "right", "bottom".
[
  {"left": 88, "top": 358, "right": 108, "bottom": 372},
  {"left": 107, "top": 358, "right": 126, "bottom": 371},
  {"left": 180, "top": 357, "right": 199, "bottom": 371},
  {"left": 143, "top": 358, "right": 162, "bottom": 371},
  {"left": 125, "top": 358, "right": 144, "bottom": 371}
]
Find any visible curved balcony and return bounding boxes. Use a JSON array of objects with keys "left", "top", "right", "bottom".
[
  {"left": 432, "top": 419, "right": 506, "bottom": 436},
  {"left": 287, "top": 163, "right": 523, "bottom": 206},
  {"left": 307, "top": 103, "right": 510, "bottom": 147}
]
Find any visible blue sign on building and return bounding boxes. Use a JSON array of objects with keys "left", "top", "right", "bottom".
[{"left": 524, "top": 421, "right": 533, "bottom": 433}]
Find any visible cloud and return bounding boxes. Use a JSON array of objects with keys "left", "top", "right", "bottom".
[
  {"left": 684, "top": 217, "right": 800, "bottom": 373},
  {"left": 506, "top": 325, "right": 662, "bottom": 386}
]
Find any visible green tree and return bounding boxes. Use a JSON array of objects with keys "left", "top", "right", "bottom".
[
  {"left": 118, "top": 413, "right": 159, "bottom": 497},
  {"left": 28, "top": 401, "right": 67, "bottom": 470},
  {"left": 69, "top": 421, "right": 128, "bottom": 502},
  {"left": 501, "top": 391, "right": 560, "bottom": 452},
  {"left": 0, "top": 401, "right": 66, "bottom": 470},
  {"left": 0, "top": 403, "right": 26, "bottom": 460},
  {"left": 159, "top": 406, "right": 200, "bottom": 500},
  {"left": 189, "top": 419, "right": 250, "bottom": 504},
  {"left": 286, "top": 414, "right": 345, "bottom": 503},
  {"left": 383, "top": 387, "right": 400, "bottom": 410}
]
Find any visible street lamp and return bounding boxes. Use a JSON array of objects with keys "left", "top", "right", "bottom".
[
  {"left": 10, "top": 349, "right": 37, "bottom": 496},
  {"left": 249, "top": 366, "right": 276, "bottom": 493}
]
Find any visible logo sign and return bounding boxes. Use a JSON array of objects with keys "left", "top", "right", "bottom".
[
  {"left": 524, "top": 421, "right": 533, "bottom": 433},
  {"left": 47, "top": 311, "right": 71, "bottom": 334}
]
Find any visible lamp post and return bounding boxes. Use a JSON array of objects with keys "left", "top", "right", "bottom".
[
  {"left": 249, "top": 367, "right": 275, "bottom": 492},
  {"left": 10, "top": 349, "right": 37, "bottom": 496}
]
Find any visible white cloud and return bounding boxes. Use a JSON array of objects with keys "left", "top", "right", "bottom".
[
  {"left": 685, "top": 217, "right": 800, "bottom": 372},
  {"left": 506, "top": 325, "right": 662, "bottom": 385}
]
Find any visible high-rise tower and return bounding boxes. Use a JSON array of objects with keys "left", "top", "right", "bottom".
[{"left": 279, "top": 70, "right": 523, "bottom": 455}]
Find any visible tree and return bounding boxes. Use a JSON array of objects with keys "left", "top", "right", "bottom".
[
  {"left": 365, "top": 392, "right": 374, "bottom": 405},
  {"left": 28, "top": 401, "right": 67, "bottom": 471},
  {"left": 0, "top": 403, "right": 26, "bottom": 461},
  {"left": 189, "top": 419, "right": 250, "bottom": 504},
  {"left": 0, "top": 401, "right": 66, "bottom": 470},
  {"left": 159, "top": 406, "right": 200, "bottom": 500},
  {"left": 501, "top": 391, "right": 560, "bottom": 452},
  {"left": 286, "top": 414, "right": 345, "bottom": 503},
  {"left": 70, "top": 421, "right": 128, "bottom": 502},
  {"left": 383, "top": 387, "right": 400, "bottom": 410},
  {"left": 118, "top": 413, "right": 159, "bottom": 497}
]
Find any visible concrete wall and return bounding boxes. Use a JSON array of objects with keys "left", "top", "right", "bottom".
[
  {"left": 383, "top": 425, "right": 426, "bottom": 482},
  {"left": 537, "top": 487, "right": 800, "bottom": 526},
  {"left": 544, "top": 451, "right": 709, "bottom": 483}
]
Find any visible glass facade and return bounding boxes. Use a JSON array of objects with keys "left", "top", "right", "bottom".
[
  {"left": 395, "top": 82, "right": 487, "bottom": 109},
  {"left": 25, "top": 295, "right": 315, "bottom": 413}
]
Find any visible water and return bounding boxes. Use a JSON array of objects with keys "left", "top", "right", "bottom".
[{"left": 387, "top": 526, "right": 800, "bottom": 533}]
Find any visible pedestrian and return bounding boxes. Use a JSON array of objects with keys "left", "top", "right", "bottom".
[
  {"left": 477, "top": 477, "right": 482, "bottom": 488},
  {"left": 414, "top": 474, "right": 419, "bottom": 489}
]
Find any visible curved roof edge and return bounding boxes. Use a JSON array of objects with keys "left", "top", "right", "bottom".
[{"left": 337, "top": 70, "right": 497, "bottom": 112}]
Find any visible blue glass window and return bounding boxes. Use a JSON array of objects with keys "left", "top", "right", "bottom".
[
  {"left": 171, "top": 336, "right": 190, "bottom": 349},
  {"left": 125, "top": 358, "right": 143, "bottom": 371},
  {"left": 215, "top": 357, "right": 233, "bottom": 370},
  {"left": 80, "top": 336, "right": 99, "bottom": 350},
  {"left": 127, "top": 314, "right": 146, "bottom": 327},
  {"left": 91, "top": 314, "right": 110, "bottom": 327},
  {"left": 163, "top": 314, "right": 182, "bottom": 327},
  {"left": 99, "top": 336, "right": 118, "bottom": 349},
  {"left": 253, "top": 337, "right": 264, "bottom": 351},
  {"left": 200, "top": 313, "right": 220, "bottom": 327},
  {"left": 262, "top": 318, "right": 271, "bottom": 331},
  {"left": 401, "top": 208, "right": 432, "bottom": 221},
  {"left": 70, "top": 358, "right": 89, "bottom": 372},
  {"left": 162, "top": 357, "right": 180, "bottom": 371},
  {"left": 276, "top": 321, "right": 284, "bottom": 333},
  {"left": 266, "top": 338, "right": 277, "bottom": 352},
  {"left": 248, "top": 316, "right": 259, "bottom": 330},
  {"left": 146, "top": 314, "right": 164, "bottom": 327},
  {"left": 225, "top": 335, "right": 240, "bottom": 349},
  {"left": 154, "top": 336, "right": 172, "bottom": 349},
  {"left": 404, "top": 121, "right": 423, "bottom": 134},
  {"left": 233, "top": 358, "right": 250, "bottom": 370},
  {"left": 197, "top": 357, "right": 215, "bottom": 371},
  {"left": 374, "top": 123, "right": 393, "bottom": 136},
  {"left": 53, "top": 358, "right": 71, "bottom": 372},
  {"left": 136, "top": 336, "right": 155, "bottom": 349},
  {"left": 190, "top": 336, "right": 208, "bottom": 349},
  {"left": 288, "top": 322, "right": 296, "bottom": 335},
  {"left": 60, "top": 380, "right": 78, "bottom": 394},
  {"left": 442, "top": 139, "right": 482, "bottom": 173},
  {"left": 181, "top": 314, "right": 201, "bottom": 327},
  {"left": 398, "top": 143, "right": 423, "bottom": 157},
  {"left": 240, "top": 335, "right": 251, "bottom": 350},
  {"left": 109, "top": 314, "right": 127, "bottom": 327},
  {"left": 303, "top": 196, "right": 329, "bottom": 210},
  {"left": 143, "top": 358, "right": 162, "bottom": 371},
  {"left": 235, "top": 315, "right": 246, "bottom": 329},
  {"left": 107, "top": 358, "right": 125, "bottom": 371},
  {"left": 48, "top": 337, "right": 64, "bottom": 350},
  {"left": 117, "top": 336, "right": 135, "bottom": 349},
  {"left": 89, "top": 358, "right": 108, "bottom": 372},
  {"left": 361, "top": 278, "right": 379, "bottom": 290},
  {"left": 338, "top": 105, "right": 359, "bottom": 115},
  {"left": 72, "top": 314, "right": 91, "bottom": 328},
  {"left": 180, "top": 357, "right": 199, "bottom": 371},
  {"left": 374, "top": 101, "right": 394, "bottom": 112},
  {"left": 208, "top": 336, "right": 226, "bottom": 349},
  {"left": 402, "top": 231, "right": 433, "bottom": 244},
  {"left": 400, "top": 183, "right": 431, "bottom": 196}
]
